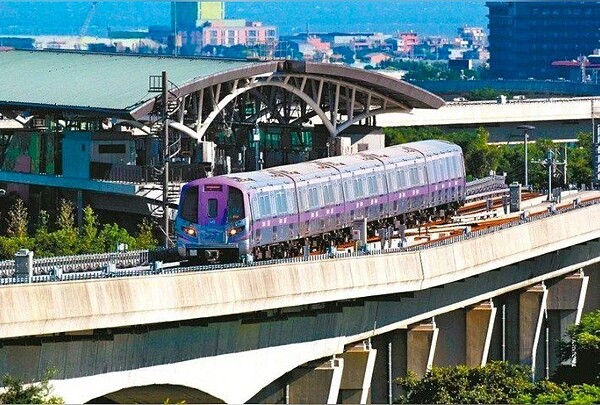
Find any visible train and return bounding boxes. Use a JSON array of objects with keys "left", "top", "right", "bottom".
[{"left": 175, "top": 139, "right": 466, "bottom": 263}]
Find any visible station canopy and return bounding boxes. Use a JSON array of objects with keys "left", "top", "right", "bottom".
[{"left": 0, "top": 49, "right": 443, "bottom": 121}]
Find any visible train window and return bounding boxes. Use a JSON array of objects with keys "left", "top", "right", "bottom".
[
  {"left": 368, "top": 175, "right": 377, "bottom": 195},
  {"left": 344, "top": 179, "right": 354, "bottom": 201},
  {"left": 251, "top": 196, "right": 260, "bottom": 218},
  {"left": 227, "top": 187, "right": 245, "bottom": 222},
  {"left": 179, "top": 186, "right": 198, "bottom": 222},
  {"left": 377, "top": 174, "right": 385, "bottom": 194},
  {"left": 445, "top": 158, "right": 453, "bottom": 179},
  {"left": 275, "top": 191, "right": 288, "bottom": 214},
  {"left": 354, "top": 178, "right": 365, "bottom": 198},
  {"left": 399, "top": 171, "right": 407, "bottom": 188},
  {"left": 287, "top": 191, "right": 296, "bottom": 212},
  {"left": 454, "top": 157, "right": 461, "bottom": 177},
  {"left": 308, "top": 187, "right": 319, "bottom": 209},
  {"left": 438, "top": 159, "right": 446, "bottom": 181},
  {"left": 297, "top": 187, "right": 308, "bottom": 211},
  {"left": 410, "top": 168, "right": 419, "bottom": 186},
  {"left": 323, "top": 183, "right": 333, "bottom": 205},
  {"left": 259, "top": 194, "right": 272, "bottom": 217},
  {"left": 208, "top": 198, "right": 218, "bottom": 218}
]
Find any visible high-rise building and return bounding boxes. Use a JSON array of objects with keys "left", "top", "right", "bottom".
[
  {"left": 172, "top": 2, "right": 225, "bottom": 31},
  {"left": 487, "top": 1, "right": 600, "bottom": 79}
]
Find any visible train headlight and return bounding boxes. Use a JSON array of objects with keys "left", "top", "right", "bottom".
[
  {"left": 228, "top": 225, "right": 245, "bottom": 236},
  {"left": 183, "top": 226, "right": 197, "bottom": 237}
]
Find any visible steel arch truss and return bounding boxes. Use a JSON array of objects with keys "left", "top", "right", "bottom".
[{"left": 173, "top": 72, "right": 412, "bottom": 142}]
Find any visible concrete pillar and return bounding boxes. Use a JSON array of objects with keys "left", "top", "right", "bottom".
[
  {"left": 434, "top": 309, "right": 466, "bottom": 367},
  {"left": 547, "top": 271, "right": 589, "bottom": 374},
  {"left": 288, "top": 357, "right": 344, "bottom": 404},
  {"left": 407, "top": 318, "right": 439, "bottom": 378},
  {"left": 519, "top": 283, "right": 548, "bottom": 380},
  {"left": 583, "top": 262, "right": 600, "bottom": 313},
  {"left": 466, "top": 300, "right": 497, "bottom": 367},
  {"left": 370, "top": 329, "right": 407, "bottom": 405},
  {"left": 338, "top": 341, "right": 377, "bottom": 404}
]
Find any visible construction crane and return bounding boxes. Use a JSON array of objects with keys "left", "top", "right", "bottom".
[{"left": 77, "top": 2, "right": 98, "bottom": 49}]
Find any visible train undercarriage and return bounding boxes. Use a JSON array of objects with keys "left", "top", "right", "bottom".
[{"left": 249, "top": 202, "right": 460, "bottom": 263}]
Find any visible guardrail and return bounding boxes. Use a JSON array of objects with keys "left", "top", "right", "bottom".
[
  {"left": 465, "top": 175, "right": 507, "bottom": 198},
  {"left": 0, "top": 195, "right": 597, "bottom": 286},
  {"left": 0, "top": 250, "right": 152, "bottom": 279}
]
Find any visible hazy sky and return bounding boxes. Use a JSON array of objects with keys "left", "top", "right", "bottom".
[{"left": 0, "top": 1, "right": 489, "bottom": 37}]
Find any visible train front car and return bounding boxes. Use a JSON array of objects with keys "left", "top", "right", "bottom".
[{"left": 175, "top": 178, "right": 250, "bottom": 263}]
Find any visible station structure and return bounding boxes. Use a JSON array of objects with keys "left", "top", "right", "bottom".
[{"left": 0, "top": 49, "right": 442, "bottom": 239}]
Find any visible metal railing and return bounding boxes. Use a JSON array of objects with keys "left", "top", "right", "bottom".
[
  {"left": 0, "top": 196, "right": 598, "bottom": 285},
  {"left": 466, "top": 175, "right": 507, "bottom": 197},
  {"left": 0, "top": 250, "right": 151, "bottom": 279}
]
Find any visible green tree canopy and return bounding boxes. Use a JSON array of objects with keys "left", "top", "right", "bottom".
[
  {"left": 554, "top": 309, "right": 600, "bottom": 385},
  {"left": 0, "top": 369, "right": 63, "bottom": 404},
  {"left": 395, "top": 361, "right": 534, "bottom": 404},
  {"left": 395, "top": 361, "right": 600, "bottom": 404}
]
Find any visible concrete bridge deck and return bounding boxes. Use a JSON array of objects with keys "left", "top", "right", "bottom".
[{"left": 2, "top": 197, "right": 600, "bottom": 341}]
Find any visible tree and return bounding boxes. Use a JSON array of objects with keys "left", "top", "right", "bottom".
[
  {"left": 567, "top": 132, "right": 593, "bottom": 188},
  {"left": 55, "top": 199, "right": 75, "bottom": 231},
  {"left": 6, "top": 198, "right": 28, "bottom": 239},
  {"left": 48, "top": 199, "right": 79, "bottom": 256},
  {"left": 32, "top": 210, "right": 54, "bottom": 257},
  {"left": 0, "top": 369, "right": 63, "bottom": 404},
  {"left": 77, "top": 206, "right": 103, "bottom": 254},
  {"left": 395, "top": 361, "right": 600, "bottom": 404},
  {"left": 395, "top": 361, "right": 534, "bottom": 404},
  {"left": 554, "top": 309, "right": 600, "bottom": 385},
  {"left": 136, "top": 218, "right": 158, "bottom": 250},
  {"left": 521, "top": 381, "right": 600, "bottom": 404},
  {"left": 98, "top": 223, "right": 137, "bottom": 252}
]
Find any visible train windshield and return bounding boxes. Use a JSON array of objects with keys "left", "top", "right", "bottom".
[
  {"left": 227, "top": 187, "right": 245, "bottom": 222},
  {"left": 179, "top": 186, "right": 198, "bottom": 222}
]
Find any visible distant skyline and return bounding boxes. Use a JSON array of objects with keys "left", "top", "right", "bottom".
[{"left": 0, "top": 1, "right": 488, "bottom": 37}]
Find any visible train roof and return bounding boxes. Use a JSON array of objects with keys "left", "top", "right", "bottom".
[
  {"left": 185, "top": 139, "right": 462, "bottom": 193},
  {"left": 393, "top": 139, "right": 461, "bottom": 156}
]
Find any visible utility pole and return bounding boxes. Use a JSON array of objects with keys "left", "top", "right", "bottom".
[
  {"left": 532, "top": 147, "right": 566, "bottom": 202},
  {"left": 162, "top": 71, "right": 170, "bottom": 248},
  {"left": 517, "top": 125, "right": 535, "bottom": 190}
]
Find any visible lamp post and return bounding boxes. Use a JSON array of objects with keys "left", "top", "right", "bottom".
[{"left": 517, "top": 125, "right": 535, "bottom": 190}]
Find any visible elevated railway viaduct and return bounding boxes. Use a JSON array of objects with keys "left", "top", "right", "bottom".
[{"left": 0, "top": 201, "right": 598, "bottom": 403}]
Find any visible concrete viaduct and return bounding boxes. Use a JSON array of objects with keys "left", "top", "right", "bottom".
[
  {"left": 0, "top": 201, "right": 599, "bottom": 403},
  {"left": 376, "top": 96, "right": 600, "bottom": 143}
]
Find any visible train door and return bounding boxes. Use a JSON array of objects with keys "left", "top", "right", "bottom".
[{"left": 198, "top": 184, "right": 228, "bottom": 227}]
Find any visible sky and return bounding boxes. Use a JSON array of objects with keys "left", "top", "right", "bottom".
[{"left": 0, "top": 1, "right": 489, "bottom": 37}]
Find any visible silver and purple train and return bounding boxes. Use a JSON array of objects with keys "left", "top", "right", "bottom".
[{"left": 175, "top": 139, "right": 466, "bottom": 263}]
